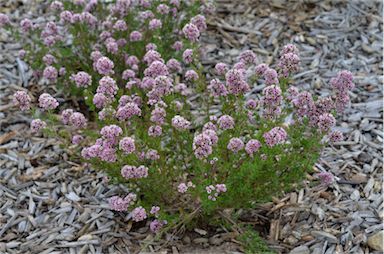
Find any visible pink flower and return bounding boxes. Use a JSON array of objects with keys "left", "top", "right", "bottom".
[
  {"left": 206, "top": 184, "right": 227, "bottom": 201},
  {"left": 239, "top": 50, "right": 256, "bottom": 65},
  {"left": 278, "top": 52, "right": 300, "bottom": 78},
  {"left": 262, "top": 85, "right": 282, "bottom": 118},
  {"left": 217, "top": 115, "right": 235, "bottom": 130},
  {"left": 185, "top": 70, "right": 198, "bottom": 81},
  {"left": 0, "top": 14, "right": 10, "bottom": 27},
  {"left": 0, "top": 13, "right": 10, "bottom": 27},
  {"left": 38, "top": 93, "right": 59, "bottom": 110},
  {"left": 113, "top": 20, "right": 127, "bottom": 31},
  {"left": 293, "top": 91, "right": 315, "bottom": 118},
  {"left": 208, "top": 79, "right": 228, "bottom": 97},
  {"left": 43, "top": 66, "right": 58, "bottom": 82},
  {"left": 50, "top": 1, "right": 64, "bottom": 11},
  {"left": 255, "top": 64, "right": 268, "bottom": 76},
  {"left": 61, "top": 109, "right": 74, "bottom": 124},
  {"left": 121, "top": 165, "right": 149, "bottom": 179},
  {"left": 150, "top": 206, "right": 160, "bottom": 216},
  {"left": 227, "top": 138, "right": 244, "bottom": 153},
  {"left": 105, "top": 38, "right": 118, "bottom": 54},
  {"left": 109, "top": 196, "right": 128, "bottom": 212},
  {"left": 116, "top": 102, "right": 142, "bottom": 121},
  {"left": 166, "top": 59, "right": 182, "bottom": 73},
  {"left": 72, "top": 135, "right": 83, "bottom": 145},
  {"left": 245, "top": 99, "right": 258, "bottom": 110},
  {"left": 150, "top": 220, "right": 166, "bottom": 233},
  {"left": 330, "top": 70, "right": 354, "bottom": 92},
  {"left": 316, "top": 172, "right": 334, "bottom": 186},
  {"left": 42, "top": 54, "right": 55, "bottom": 65},
  {"left": 18, "top": 49, "right": 26, "bottom": 59},
  {"left": 100, "top": 148, "right": 117, "bottom": 162},
  {"left": 182, "top": 49, "right": 194, "bottom": 64},
  {"left": 317, "top": 113, "right": 336, "bottom": 132},
  {"left": 13, "top": 91, "right": 31, "bottom": 111},
  {"left": 130, "top": 31, "right": 142, "bottom": 41},
  {"left": 131, "top": 207, "right": 147, "bottom": 222},
  {"left": 263, "top": 68, "right": 279, "bottom": 85},
  {"left": 215, "top": 63, "right": 228, "bottom": 75},
  {"left": 191, "top": 14, "right": 207, "bottom": 32},
  {"left": 157, "top": 4, "right": 170, "bottom": 14},
  {"left": 172, "top": 115, "right": 190, "bottom": 130},
  {"left": 203, "top": 129, "right": 218, "bottom": 145},
  {"left": 149, "top": 19, "right": 162, "bottom": 30},
  {"left": 177, "top": 183, "right": 188, "bottom": 193},
  {"left": 71, "top": 71, "right": 92, "bottom": 88},
  {"left": 245, "top": 139, "right": 261, "bottom": 156},
  {"left": 30, "top": 119, "right": 47, "bottom": 133},
  {"left": 143, "top": 50, "right": 162, "bottom": 65},
  {"left": 20, "top": 18, "right": 33, "bottom": 33},
  {"left": 172, "top": 41, "right": 183, "bottom": 51},
  {"left": 286, "top": 86, "right": 299, "bottom": 101},
  {"left": 263, "top": 127, "right": 287, "bottom": 147},
  {"left": 119, "top": 137, "right": 135, "bottom": 154},
  {"left": 122, "top": 69, "right": 136, "bottom": 80},
  {"left": 69, "top": 112, "right": 87, "bottom": 129},
  {"left": 95, "top": 56, "right": 114, "bottom": 75},
  {"left": 193, "top": 133, "right": 213, "bottom": 159},
  {"left": 144, "top": 61, "right": 169, "bottom": 78},
  {"left": 93, "top": 93, "right": 109, "bottom": 108},
  {"left": 150, "top": 107, "right": 166, "bottom": 125},
  {"left": 225, "top": 68, "right": 249, "bottom": 95},
  {"left": 148, "top": 125, "right": 162, "bottom": 137},
  {"left": 182, "top": 23, "right": 200, "bottom": 42},
  {"left": 97, "top": 76, "right": 118, "bottom": 97},
  {"left": 280, "top": 44, "right": 299, "bottom": 56},
  {"left": 329, "top": 130, "right": 343, "bottom": 142},
  {"left": 60, "top": 11, "right": 73, "bottom": 23},
  {"left": 101, "top": 125, "right": 122, "bottom": 140},
  {"left": 146, "top": 149, "right": 160, "bottom": 160}
]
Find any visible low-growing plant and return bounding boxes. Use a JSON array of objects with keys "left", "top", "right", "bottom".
[
  {"left": 5, "top": 0, "right": 353, "bottom": 234},
  {"left": 237, "top": 227, "right": 275, "bottom": 254}
]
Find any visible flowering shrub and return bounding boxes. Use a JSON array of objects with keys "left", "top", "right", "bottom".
[
  {"left": 6, "top": 2, "right": 354, "bottom": 234},
  {"left": 4, "top": 0, "right": 206, "bottom": 109}
]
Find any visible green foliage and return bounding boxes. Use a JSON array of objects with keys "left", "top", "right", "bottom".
[{"left": 238, "top": 228, "right": 276, "bottom": 254}]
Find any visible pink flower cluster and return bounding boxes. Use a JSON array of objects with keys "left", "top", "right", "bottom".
[
  {"left": 261, "top": 85, "right": 282, "bottom": 118},
  {"left": 131, "top": 206, "right": 147, "bottom": 222},
  {"left": 30, "top": 119, "right": 47, "bottom": 133},
  {"left": 263, "top": 127, "right": 287, "bottom": 147},
  {"left": 316, "top": 172, "right": 334, "bottom": 186},
  {"left": 278, "top": 44, "right": 300, "bottom": 78},
  {"left": 227, "top": 138, "right": 244, "bottom": 153},
  {"left": 109, "top": 193, "right": 137, "bottom": 212},
  {"left": 95, "top": 56, "right": 114, "bottom": 75},
  {"left": 225, "top": 68, "right": 249, "bottom": 95},
  {"left": 150, "top": 219, "right": 167, "bottom": 233},
  {"left": 217, "top": 115, "right": 234, "bottom": 130},
  {"left": 13, "top": 91, "right": 31, "bottom": 111},
  {"left": 182, "top": 23, "right": 200, "bottom": 42},
  {"left": 330, "top": 70, "right": 354, "bottom": 113},
  {"left": 119, "top": 137, "right": 135, "bottom": 154},
  {"left": 121, "top": 165, "right": 149, "bottom": 179},
  {"left": 38, "top": 93, "right": 59, "bottom": 110},
  {"left": 245, "top": 139, "right": 261, "bottom": 156},
  {"left": 43, "top": 66, "right": 58, "bottom": 83},
  {"left": 206, "top": 184, "right": 227, "bottom": 201},
  {"left": 177, "top": 181, "right": 195, "bottom": 193},
  {"left": 71, "top": 71, "right": 92, "bottom": 88},
  {"left": 171, "top": 115, "right": 190, "bottom": 130},
  {"left": 192, "top": 128, "right": 218, "bottom": 159}
]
